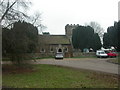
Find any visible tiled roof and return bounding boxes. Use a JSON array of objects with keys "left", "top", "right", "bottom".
[{"left": 38, "top": 35, "right": 70, "bottom": 44}]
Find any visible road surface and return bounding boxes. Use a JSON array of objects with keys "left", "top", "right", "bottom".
[
  {"left": 2, "top": 58, "right": 119, "bottom": 74},
  {"left": 28, "top": 58, "right": 119, "bottom": 74}
]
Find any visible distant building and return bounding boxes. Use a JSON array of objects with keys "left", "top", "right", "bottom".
[{"left": 37, "top": 24, "right": 80, "bottom": 58}]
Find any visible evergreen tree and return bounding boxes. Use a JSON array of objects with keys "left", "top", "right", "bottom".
[
  {"left": 103, "top": 21, "right": 119, "bottom": 51},
  {"left": 93, "top": 33, "right": 102, "bottom": 51},
  {"left": 117, "top": 21, "right": 120, "bottom": 51},
  {"left": 72, "top": 25, "right": 102, "bottom": 51},
  {"left": 103, "top": 33, "right": 110, "bottom": 48},
  {"left": 2, "top": 21, "right": 38, "bottom": 64}
]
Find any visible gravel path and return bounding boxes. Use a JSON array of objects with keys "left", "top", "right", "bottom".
[
  {"left": 2, "top": 58, "right": 119, "bottom": 74},
  {"left": 29, "top": 58, "right": 119, "bottom": 74}
]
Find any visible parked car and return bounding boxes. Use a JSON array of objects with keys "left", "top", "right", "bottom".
[
  {"left": 105, "top": 51, "right": 118, "bottom": 58},
  {"left": 55, "top": 52, "right": 64, "bottom": 59},
  {"left": 96, "top": 50, "right": 108, "bottom": 58}
]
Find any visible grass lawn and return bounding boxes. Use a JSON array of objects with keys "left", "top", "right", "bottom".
[
  {"left": 2, "top": 57, "right": 54, "bottom": 61},
  {"left": 107, "top": 57, "right": 120, "bottom": 64},
  {"left": 2, "top": 58, "right": 11, "bottom": 61},
  {"left": 2, "top": 64, "right": 119, "bottom": 88}
]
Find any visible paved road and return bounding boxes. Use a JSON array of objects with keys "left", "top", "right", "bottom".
[
  {"left": 2, "top": 58, "right": 119, "bottom": 74},
  {"left": 28, "top": 58, "right": 119, "bottom": 75}
]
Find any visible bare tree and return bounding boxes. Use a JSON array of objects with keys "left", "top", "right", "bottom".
[
  {"left": 38, "top": 24, "right": 47, "bottom": 34},
  {"left": 0, "top": 0, "right": 47, "bottom": 34},
  {"left": 85, "top": 21, "right": 104, "bottom": 38},
  {"left": 29, "top": 12, "right": 47, "bottom": 34},
  {"left": 31, "top": 12, "right": 42, "bottom": 26},
  {"left": 0, "top": 0, "right": 31, "bottom": 28}
]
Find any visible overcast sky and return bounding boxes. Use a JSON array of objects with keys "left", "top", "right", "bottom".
[{"left": 29, "top": 0, "right": 119, "bottom": 34}]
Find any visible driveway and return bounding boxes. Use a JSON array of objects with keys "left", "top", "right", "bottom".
[
  {"left": 27, "top": 58, "right": 119, "bottom": 75},
  {"left": 2, "top": 58, "right": 119, "bottom": 74}
]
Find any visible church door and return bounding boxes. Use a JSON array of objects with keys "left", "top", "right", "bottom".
[{"left": 58, "top": 48, "right": 62, "bottom": 52}]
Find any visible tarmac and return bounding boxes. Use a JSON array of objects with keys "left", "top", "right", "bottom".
[{"left": 2, "top": 58, "right": 119, "bottom": 75}]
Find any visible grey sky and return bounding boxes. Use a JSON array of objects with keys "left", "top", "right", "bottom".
[{"left": 29, "top": 0, "right": 119, "bottom": 34}]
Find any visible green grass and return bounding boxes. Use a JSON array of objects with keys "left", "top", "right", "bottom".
[
  {"left": 2, "top": 56, "right": 54, "bottom": 61},
  {"left": 2, "top": 56, "right": 97, "bottom": 62},
  {"left": 108, "top": 57, "right": 120, "bottom": 64},
  {"left": 2, "top": 64, "right": 118, "bottom": 88},
  {"left": 2, "top": 58, "right": 11, "bottom": 61}
]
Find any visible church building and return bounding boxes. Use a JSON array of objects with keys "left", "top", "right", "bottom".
[{"left": 37, "top": 24, "right": 79, "bottom": 58}]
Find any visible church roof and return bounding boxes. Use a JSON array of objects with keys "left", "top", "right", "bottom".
[{"left": 38, "top": 35, "right": 70, "bottom": 45}]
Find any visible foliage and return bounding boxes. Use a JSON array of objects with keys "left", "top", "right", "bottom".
[
  {"left": 93, "top": 33, "right": 102, "bottom": 51},
  {"left": 2, "top": 28, "right": 12, "bottom": 56},
  {"left": 103, "top": 21, "right": 119, "bottom": 51},
  {"left": 103, "top": 33, "right": 110, "bottom": 48},
  {"left": 2, "top": 21, "right": 38, "bottom": 64},
  {"left": 2, "top": 64, "right": 118, "bottom": 88},
  {"left": 72, "top": 25, "right": 102, "bottom": 51},
  {"left": 117, "top": 21, "right": 120, "bottom": 51}
]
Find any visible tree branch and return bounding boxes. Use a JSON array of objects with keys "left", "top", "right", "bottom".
[
  {"left": 0, "top": 0, "right": 5, "bottom": 5},
  {"left": 0, "top": 1, "right": 17, "bottom": 23}
]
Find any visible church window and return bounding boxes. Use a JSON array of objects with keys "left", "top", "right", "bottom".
[
  {"left": 64, "top": 47, "right": 68, "bottom": 52},
  {"left": 40, "top": 48, "right": 45, "bottom": 52},
  {"left": 50, "top": 47, "right": 54, "bottom": 52}
]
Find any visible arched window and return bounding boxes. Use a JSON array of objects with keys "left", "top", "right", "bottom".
[
  {"left": 50, "top": 47, "right": 54, "bottom": 52},
  {"left": 64, "top": 47, "right": 68, "bottom": 52},
  {"left": 40, "top": 48, "right": 45, "bottom": 52}
]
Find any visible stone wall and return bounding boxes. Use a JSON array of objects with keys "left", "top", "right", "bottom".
[
  {"left": 3, "top": 52, "right": 96, "bottom": 60},
  {"left": 36, "top": 53, "right": 55, "bottom": 58},
  {"left": 73, "top": 52, "right": 96, "bottom": 57}
]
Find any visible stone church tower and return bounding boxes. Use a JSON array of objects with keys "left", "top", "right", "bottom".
[{"left": 65, "top": 24, "right": 79, "bottom": 44}]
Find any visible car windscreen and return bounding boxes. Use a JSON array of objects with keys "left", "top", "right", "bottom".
[
  {"left": 100, "top": 52, "right": 105, "bottom": 54},
  {"left": 56, "top": 53, "right": 63, "bottom": 55}
]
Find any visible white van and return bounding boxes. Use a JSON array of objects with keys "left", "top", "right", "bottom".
[{"left": 96, "top": 50, "right": 108, "bottom": 58}]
